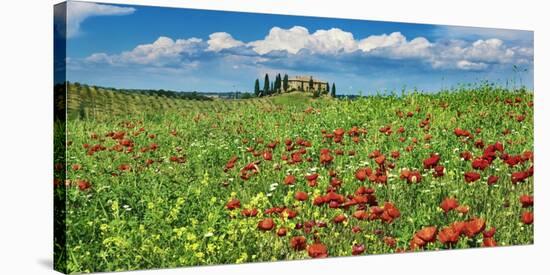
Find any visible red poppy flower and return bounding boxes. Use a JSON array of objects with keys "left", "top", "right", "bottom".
[
  {"left": 76, "top": 180, "right": 91, "bottom": 191},
  {"left": 313, "top": 196, "right": 325, "bottom": 206},
  {"left": 521, "top": 211, "right": 534, "bottom": 225},
  {"left": 351, "top": 226, "right": 362, "bottom": 233},
  {"left": 469, "top": 136, "right": 482, "bottom": 146},
  {"left": 226, "top": 198, "right": 241, "bottom": 210},
  {"left": 290, "top": 236, "right": 307, "bottom": 251},
  {"left": 111, "top": 144, "right": 124, "bottom": 152},
  {"left": 262, "top": 151, "right": 273, "bottom": 161},
  {"left": 464, "top": 218, "right": 486, "bottom": 238},
  {"left": 401, "top": 169, "right": 422, "bottom": 184},
  {"left": 390, "top": 151, "right": 400, "bottom": 159},
  {"left": 304, "top": 173, "right": 319, "bottom": 181},
  {"left": 284, "top": 175, "right": 296, "bottom": 185},
  {"left": 511, "top": 171, "right": 529, "bottom": 184},
  {"left": 355, "top": 168, "right": 368, "bottom": 181},
  {"left": 487, "top": 175, "right": 499, "bottom": 185},
  {"left": 325, "top": 192, "right": 345, "bottom": 203},
  {"left": 454, "top": 128, "right": 472, "bottom": 138},
  {"left": 440, "top": 197, "right": 459, "bottom": 213},
  {"left": 291, "top": 152, "right": 302, "bottom": 163},
  {"left": 383, "top": 236, "right": 396, "bottom": 247},
  {"left": 308, "top": 243, "right": 328, "bottom": 258},
  {"left": 282, "top": 208, "right": 298, "bottom": 219},
  {"left": 295, "top": 191, "right": 308, "bottom": 201},
  {"left": 464, "top": 171, "right": 480, "bottom": 183},
  {"left": 352, "top": 210, "right": 368, "bottom": 220},
  {"left": 118, "top": 164, "right": 131, "bottom": 172},
  {"left": 460, "top": 151, "right": 473, "bottom": 161},
  {"left": 438, "top": 226, "right": 460, "bottom": 245},
  {"left": 111, "top": 131, "right": 125, "bottom": 140},
  {"left": 368, "top": 150, "right": 381, "bottom": 159},
  {"left": 456, "top": 205, "right": 469, "bottom": 214},
  {"left": 241, "top": 208, "right": 258, "bottom": 217},
  {"left": 483, "top": 227, "right": 496, "bottom": 238},
  {"left": 482, "top": 237, "right": 497, "bottom": 247},
  {"left": 472, "top": 158, "right": 490, "bottom": 170},
  {"left": 119, "top": 139, "right": 133, "bottom": 147},
  {"left": 147, "top": 143, "right": 159, "bottom": 152},
  {"left": 333, "top": 214, "right": 346, "bottom": 224},
  {"left": 416, "top": 226, "right": 438, "bottom": 243},
  {"left": 505, "top": 155, "right": 522, "bottom": 167},
  {"left": 258, "top": 218, "right": 275, "bottom": 231},
  {"left": 277, "top": 227, "right": 288, "bottom": 237},
  {"left": 429, "top": 165, "right": 443, "bottom": 178},
  {"left": 352, "top": 244, "right": 365, "bottom": 255},
  {"left": 423, "top": 153, "right": 440, "bottom": 169},
  {"left": 264, "top": 207, "right": 284, "bottom": 215},
  {"left": 410, "top": 235, "right": 426, "bottom": 250},
  {"left": 375, "top": 155, "right": 386, "bottom": 166},
  {"left": 381, "top": 202, "right": 401, "bottom": 223},
  {"left": 334, "top": 128, "right": 345, "bottom": 136},
  {"left": 71, "top": 164, "right": 82, "bottom": 171},
  {"left": 170, "top": 156, "right": 186, "bottom": 163},
  {"left": 522, "top": 151, "right": 534, "bottom": 161},
  {"left": 225, "top": 156, "right": 238, "bottom": 170},
  {"left": 519, "top": 195, "right": 534, "bottom": 207},
  {"left": 320, "top": 151, "right": 333, "bottom": 165}
]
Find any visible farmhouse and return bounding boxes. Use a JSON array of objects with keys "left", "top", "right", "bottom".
[{"left": 288, "top": 76, "right": 329, "bottom": 92}]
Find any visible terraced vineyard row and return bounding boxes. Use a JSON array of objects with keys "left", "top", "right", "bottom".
[{"left": 66, "top": 84, "right": 277, "bottom": 119}]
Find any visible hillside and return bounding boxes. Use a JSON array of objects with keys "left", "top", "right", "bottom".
[{"left": 63, "top": 83, "right": 296, "bottom": 119}]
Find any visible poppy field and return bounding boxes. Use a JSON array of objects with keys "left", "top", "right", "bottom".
[{"left": 55, "top": 83, "right": 534, "bottom": 273}]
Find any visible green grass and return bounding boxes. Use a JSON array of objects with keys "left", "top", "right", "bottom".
[{"left": 55, "top": 83, "right": 534, "bottom": 273}]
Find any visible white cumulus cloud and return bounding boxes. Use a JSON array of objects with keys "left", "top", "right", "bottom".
[
  {"left": 306, "top": 28, "right": 358, "bottom": 54},
  {"left": 86, "top": 36, "right": 204, "bottom": 66},
  {"left": 66, "top": 2, "right": 135, "bottom": 38},
  {"left": 456, "top": 60, "right": 488, "bottom": 70},
  {"left": 357, "top": 32, "right": 407, "bottom": 52},
  {"left": 207, "top": 32, "right": 245, "bottom": 52},
  {"left": 82, "top": 25, "right": 533, "bottom": 72},
  {"left": 249, "top": 26, "right": 311, "bottom": 55}
]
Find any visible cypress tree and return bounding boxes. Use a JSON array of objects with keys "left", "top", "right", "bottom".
[
  {"left": 254, "top": 78, "right": 260, "bottom": 96},
  {"left": 275, "top": 74, "right": 281, "bottom": 92},
  {"left": 309, "top": 76, "right": 314, "bottom": 92},
  {"left": 283, "top": 74, "right": 289, "bottom": 92},
  {"left": 331, "top": 83, "right": 336, "bottom": 97},
  {"left": 263, "top": 74, "right": 270, "bottom": 96}
]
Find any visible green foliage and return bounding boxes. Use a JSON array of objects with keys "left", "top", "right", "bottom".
[
  {"left": 57, "top": 85, "right": 533, "bottom": 273},
  {"left": 240, "top": 92, "right": 254, "bottom": 99},
  {"left": 312, "top": 89, "right": 321, "bottom": 98}
]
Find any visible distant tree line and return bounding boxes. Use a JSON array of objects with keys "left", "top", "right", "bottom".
[{"left": 65, "top": 81, "right": 213, "bottom": 101}]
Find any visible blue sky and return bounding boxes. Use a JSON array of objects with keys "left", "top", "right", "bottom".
[{"left": 57, "top": 1, "right": 534, "bottom": 94}]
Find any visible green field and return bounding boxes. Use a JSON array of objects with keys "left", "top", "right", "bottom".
[
  {"left": 64, "top": 84, "right": 276, "bottom": 120},
  {"left": 55, "top": 83, "right": 534, "bottom": 273}
]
